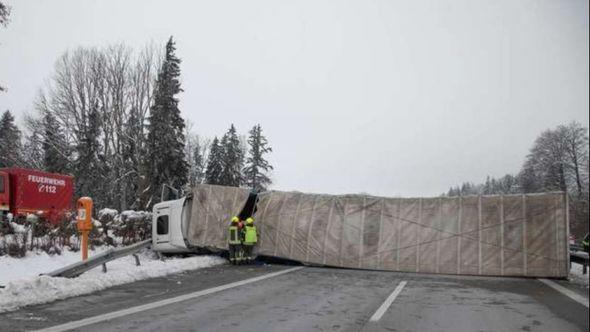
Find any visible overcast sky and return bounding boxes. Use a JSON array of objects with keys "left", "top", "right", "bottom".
[{"left": 0, "top": 0, "right": 588, "bottom": 197}]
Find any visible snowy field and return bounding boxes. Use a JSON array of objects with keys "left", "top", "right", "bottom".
[{"left": 0, "top": 248, "right": 225, "bottom": 313}]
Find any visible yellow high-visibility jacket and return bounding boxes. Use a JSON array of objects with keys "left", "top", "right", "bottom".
[{"left": 244, "top": 225, "right": 257, "bottom": 245}]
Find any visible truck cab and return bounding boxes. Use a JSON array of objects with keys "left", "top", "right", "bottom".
[
  {"left": 0, "top": 171, "right": 9, "bottom": 216},
  {"left": 152, "top": 195, "right": 192, "bottom": 253}
]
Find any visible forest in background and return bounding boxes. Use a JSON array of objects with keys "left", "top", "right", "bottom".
[{"left": 445, "top": 121, "right": 589, "bottom": 237}]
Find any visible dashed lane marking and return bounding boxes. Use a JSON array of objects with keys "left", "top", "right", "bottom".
[{"left": 369, "top": 280, "right": 407, "bottom": 322}]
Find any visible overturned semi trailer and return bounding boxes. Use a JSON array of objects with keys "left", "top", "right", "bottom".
[{"left": 170, "top": 184, "right": 569, "bottom": 278}]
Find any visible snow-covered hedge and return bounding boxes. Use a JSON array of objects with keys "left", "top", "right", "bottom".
[
  {"left": 112, "top": 210, "right": 152, "bottom": 244},
  {"left": 0, "top": 209, "right": 152, "bottom": 258},
  {"left": 0, "top": 218, "right": 77, "bottom": 257},
  {"left": 94, "top": 208, "right": 152, "bottom": 246}
]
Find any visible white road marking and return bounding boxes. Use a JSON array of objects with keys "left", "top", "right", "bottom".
[
  {"left": 33, "top": 266, "right": 305, "bottom": 332},
  {"left": 369, "top": 280, "right": 407, "bottom": 322},
  {"left": 538, "top": 278, "right": 589, "bottom": 308}
]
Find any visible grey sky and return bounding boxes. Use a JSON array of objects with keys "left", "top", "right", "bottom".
[{"left": 1, "top": 0, "right": 588, "bottom": 197}]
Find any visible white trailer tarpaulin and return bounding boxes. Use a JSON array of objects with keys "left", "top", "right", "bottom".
[{"left": 186, "top": 184, "right": 568, "bottom": 277}]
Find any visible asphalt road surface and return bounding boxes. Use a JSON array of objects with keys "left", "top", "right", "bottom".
[{"left": 1, "top": 263, "right": 588, "bottom": 332}]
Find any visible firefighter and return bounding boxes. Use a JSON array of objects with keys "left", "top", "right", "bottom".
[
  {"left": 228, "top": 216, "right": 241, "bottom": 265},
  {"left": 242, "top": 217, "right": 258, "bottom": 264},
  {"left": 236, "top": 217, "right": 246, "bottom": 264}
]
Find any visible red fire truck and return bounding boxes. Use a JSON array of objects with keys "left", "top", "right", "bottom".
[{"left": 0, "top": 168, "right": 74, "bottom": 225}]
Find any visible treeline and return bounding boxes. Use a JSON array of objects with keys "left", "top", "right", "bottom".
[
  {"left": 446, "top": 174, "right": 521, "bottom": 196},
  {"left": 445, "top": 122, "right": 589, "bottom": 237},
  {"left": 0, "top": 37, "right": 273, "bottom": 212}
]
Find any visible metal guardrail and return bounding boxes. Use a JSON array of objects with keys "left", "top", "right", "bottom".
[{"left": 45, "top": 239, "right": 152, "bottom": 278}]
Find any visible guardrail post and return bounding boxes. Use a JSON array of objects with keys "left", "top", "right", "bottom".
[
  {"left": 102, "top": 263, "right": 107, "bottom": 273},
  {"left": 133, "top": 254, "right": 141, "bottom": 266}
]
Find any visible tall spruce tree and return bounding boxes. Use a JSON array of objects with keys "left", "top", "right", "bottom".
[
  {"left": 219, "top": 124, "right": 244, "bottom": 187},
  {"left": 243, "top": 124, "right": 273, "bottom": 191},
  {"left": 0, "top": 110, "right": 22, "bottom": 167},
  {"left": 205, "top": 137, "right": 223, "bottom": 185},
  {"left": 144, "top": 36, "right": 188, "bottom": 207},
  {"left": 193, "top": 139, "right": 206, "bottom": 184},
  {"left": 43, "top": 111, "right": 69, "bottom": 173},
  {"left": 21, "top": 131, "right": 44, "bottom": 169},
  {"left": 74, "top": 104, "right": 104, "bottom": 201}
]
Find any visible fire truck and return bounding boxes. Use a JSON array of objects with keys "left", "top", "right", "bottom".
[{"left": 0, "top": 168, "right": 74, "bottom": 225}]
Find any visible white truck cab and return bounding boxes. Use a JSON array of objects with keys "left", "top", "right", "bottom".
[{"left": 152, "top": 195, "right": 191, "bottom": 253}]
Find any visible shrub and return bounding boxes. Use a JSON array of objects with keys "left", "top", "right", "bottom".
[
  {"left": 112, "top": 210, "right": 152, "bottom": 245},
  {"left": 0, "top": 209, "right": 152, "bottom": 257}
]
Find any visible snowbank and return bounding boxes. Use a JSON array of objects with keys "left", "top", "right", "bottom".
[
  {"left": 0, "top": 247, "right": 110, "bottom": 286},
  {"left": 118, "top": 210, "right": 151, "bottom": 222},
  {"left": 0, "top": 250, "right": 225, "bottom": 313},
  {"left": 9, "top": 222, "right": 28, "bottom": 234},
  {"left": 98, "top": 208, "right": 118, "bottom": 219},
  {"left": 569, "top": 262, "right": 589, "bottom": 289}
]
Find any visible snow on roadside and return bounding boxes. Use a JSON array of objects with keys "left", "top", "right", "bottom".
[
  {"left": 0, "top": 250, "right": 225, "bottom": 313},
  {"left": 0, "top": 247, "right": 112, "bottom": 286},
  {"left": 569, "top": 262, "right": 589, "bottom": 289}
]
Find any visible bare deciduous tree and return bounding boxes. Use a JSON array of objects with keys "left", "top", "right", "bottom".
[{"left": 29, "top": 43, "right": 161, "bottom": 211}]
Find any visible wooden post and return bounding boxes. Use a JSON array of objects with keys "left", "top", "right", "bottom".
[{"left": 81, "top": 231, "right": 89, "bottom": 261}]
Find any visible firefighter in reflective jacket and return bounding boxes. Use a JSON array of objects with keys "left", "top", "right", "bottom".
[
  {"left": 242, "top": 217, "right": 258, "bottom": 264},
  {"left": 228, "top": 216, "right": 241, "bottom": 265}
]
